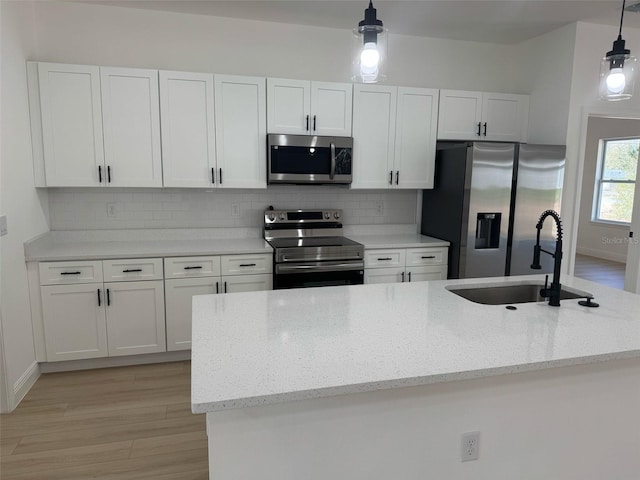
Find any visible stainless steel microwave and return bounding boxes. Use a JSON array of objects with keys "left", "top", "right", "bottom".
[{"left": 267, "top": 134, "right": 353, "bottom": 185}]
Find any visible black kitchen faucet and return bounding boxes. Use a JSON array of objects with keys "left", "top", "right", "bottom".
[{"left": 530, "top": 210, "right": 563, "bottom": 307}]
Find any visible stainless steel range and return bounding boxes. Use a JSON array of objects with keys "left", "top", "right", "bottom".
[{"left": 264, "top": 208, "right": 364, "bottom": 289}]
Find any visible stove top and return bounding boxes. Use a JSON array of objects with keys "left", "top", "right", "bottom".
[{"left": 267, "top": 236, "right": 362, "bottom": 249}]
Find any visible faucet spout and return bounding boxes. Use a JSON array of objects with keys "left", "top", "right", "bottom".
[{"left": 531, "top": 210, "right": 563, "bottom": 307}]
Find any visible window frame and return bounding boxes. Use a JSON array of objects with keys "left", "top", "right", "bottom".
[{"left": 592, "top": 136, "right": 640, "bottom": 226}]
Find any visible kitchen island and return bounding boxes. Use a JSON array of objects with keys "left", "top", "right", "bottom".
[{"left": 191, "top": 275, "right": 640, "bottom": 479}]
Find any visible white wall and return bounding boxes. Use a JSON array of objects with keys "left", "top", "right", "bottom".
[
  {"left": 577, "top": 116, "right": 640, "bottom": 262},
  {"left": 562, "top": 22, "right": 640, "bottom": 274},
  {"left": 0, "top": 0, "right": 50, "bottom": 412}
]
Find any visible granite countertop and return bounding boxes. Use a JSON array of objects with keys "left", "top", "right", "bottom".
[
  {"left": 347, "top": 233, "right": 449, "bottom": 249},
  {"left": 191, "top": 274, "right": 640, "bottom": 413}
]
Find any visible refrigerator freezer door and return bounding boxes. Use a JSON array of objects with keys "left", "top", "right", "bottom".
[
  {"left": 462, "top": 143, "right": 515, "bottom": 278},
  {"left": 509, "top": 144, "right": 566, "bottom": 276}
]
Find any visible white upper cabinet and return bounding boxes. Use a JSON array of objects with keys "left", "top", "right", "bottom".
[
  {"left": 100, "top": 67, "right": 162, "bottom": 187},
  {"left": 159, "top": 71, "right": 216, "bottom": 188},
  {"left": 393, "top": 87, "right": 439, "bottom": 189},
  {"left": 267, "top": 78, "right": 352, "bottom": 136},
  {"left": 438, "top": 90, "right": 529, "bottom": 142},
  {"left": 35, "top": 63, "right": 105, "bottom": 187},
  {"left": 351, "top": 85, "right": 397, "bottom": 189},
  {"left": 214, "top": 75, "right": 267, "bottom": 189},
  {"left": 352, "top": 85, "right": 438, "bottom": 189}
]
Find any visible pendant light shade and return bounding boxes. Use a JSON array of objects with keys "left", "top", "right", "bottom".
[
  {"left": 352, "top": 0, "right": 387, "bottom": 83},
  {"left": 599, "top": 0, "right": 636, "bottom": 101}
]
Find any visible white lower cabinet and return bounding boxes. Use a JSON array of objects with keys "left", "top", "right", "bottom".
[
  {"left": 222, "top": 274, "right": 272, "bottom": 293},
  {"left": 364, "top": 247, "right": 448, "bottom": 285},
  {"left": 41, "top": 283, "right": 108, "bottom": 361},
  {"left": 104, "top": 280, "right": 166, "bottom": 356}
]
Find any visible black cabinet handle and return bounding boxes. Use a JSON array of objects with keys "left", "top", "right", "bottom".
[
  {"left": 60, "top": 271, "right": 81, "bottom": 275},
  {"left": 421, "top": 255, "right": 436, "bottom": 259},
  {"left": 219, "top": 168, "right": 222, "bottom": 185},
  {"left": 408, "top": 271, "right": 412, "bottom": 282},
  {"left": 395, "top": 171, "right": 399, "bottom": 185},
  {"left": 184, "top": 266, "right": 203, "bottom": 270},
  {"left": 401, "top": 271, "right": 405, "bottom": 282},
  {"left": 211, "top": 167, "right": 215, "bottom": 184},
  {"left": 122, "top": 269, "right": 142, "bottom": 273},
  {"left": 107, "top": 165, "right": 112, "bottom": 183},
  {"left": 313, "top": 115, "right": 317, "bottom": 131},
  {"left": 106, "top": 288, "right": 111, "bottom": 306},
  {"left": 239, "top": 263, "right": 256, "bottom": 267},
  {"left": 98, "top": 165, "right": 102, "bottom": 183},
  {"left": 224, "top": 281, "right": 227, "bottom": 293},
  {"left": 97, "top": 289, "right": 101, "bottom": 307},
  {"left": 483, "top": 122, "right": 487, "bottom": 136},
  {"left": 216, "top": 282, "right": 219, "bottom": 294},
  {"left": 306, "top": 115, "right": 309, "bottom": 131},
  {"left": 377, "top": 257, "right": 392, "bottom": 261},
  {"left": 389, "top": 171, "right": 393, "bottom": 185},
  {"left": 477, "top": 122, "right": 481, "bottom": 136}
]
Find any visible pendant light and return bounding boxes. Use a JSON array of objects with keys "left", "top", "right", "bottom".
[
  {"left": 352, "top": 0, "right": 387, "bottom": 83},
  {"left": 599, "top": 0, "right": 637, "bottom": 101}
]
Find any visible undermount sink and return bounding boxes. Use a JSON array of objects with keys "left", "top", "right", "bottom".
[{"left": 447, "top": 281, "right": 590, "bottom": 305}]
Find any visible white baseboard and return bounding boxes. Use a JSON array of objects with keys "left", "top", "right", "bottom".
[
  {"left": 12, "top": 361, "right": 40, "bottom": 409},
  {"left": 576, "top": 246, "right": 627, "bottom": 264},
  {"left": 39, "top": 350, "right": 190, "bottom": 373}
]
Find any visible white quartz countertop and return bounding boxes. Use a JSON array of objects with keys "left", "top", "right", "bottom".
[
  {"left": 25, "top": 230, "right": 272, "bottom": 261},
  {"left": 347, "top": 233, "right": 449, "bottom": 249},
  {"left": 191, "top": 275, "right": 640, "bottom": 413}
]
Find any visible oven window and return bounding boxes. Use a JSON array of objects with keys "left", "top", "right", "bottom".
[
  {"left": 270, "top": 146, "right": 331, "bottom": 175},
  {"left": 275, "top": 269, "right": 364, "bottom": 290}
]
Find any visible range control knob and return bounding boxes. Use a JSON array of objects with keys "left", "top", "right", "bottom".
[
  {"left": 324, "top": 212, "right": 331, "bottom": 220},
  {"left": 280, "top": 213, "right": 286, "bottom": 220},
  {"left": 334, "top": 212, "right": 340, "bottom": 219},
  {"left": 268, "top": 213, "right": 276, "bottom": 221}
]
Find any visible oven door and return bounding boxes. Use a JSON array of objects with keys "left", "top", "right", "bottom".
[
  {"left": 268, "top": 134, "right": 352, "bottom": 184},
  {"left": 274, "top": 261, "right": 364, "bottom": 289}
]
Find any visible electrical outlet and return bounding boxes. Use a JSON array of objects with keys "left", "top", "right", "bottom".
[
  {"left": 231, "top": 204, "right": 240, "bottom": 217},
  {"left": 107, "top": 203, "right": 117, "bottom": 218},
  {"left": 461, "top": 431, "right": 480, "bottom": 462},
  {"left": 374, "top": 200, "right": 384, "bottom": 216},
  {"left": 0, "top": 215, "right": 8, "bottom": 237}
]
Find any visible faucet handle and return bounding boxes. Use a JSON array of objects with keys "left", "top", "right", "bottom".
[{"left": 539, "top": 274, "right": 550, "bottom": 299}]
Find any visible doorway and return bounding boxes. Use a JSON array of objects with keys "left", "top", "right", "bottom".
[{"left": 574, "top": 115, "right": 640, "bottom": 292}]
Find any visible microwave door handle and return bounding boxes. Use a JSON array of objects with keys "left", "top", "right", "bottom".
[{"left": 330, "top": 143, "right": 336, "bottom": 179}]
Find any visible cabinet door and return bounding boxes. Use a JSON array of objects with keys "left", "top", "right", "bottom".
[
  {"left": 364, "top": 267, "right": 405, "bottom": 284},
  {"left": 267, "top": 78, "right": 310, "bottom": 135},
  {"left": 221, "top": 274, "right": 272, "bottom": 293},
  {"left": 215, "top": 75, "right": 267, "bottom": 188},
  {"left": 351, "top": 85, "right": 397, "bottom": 189},
  {"left": 160, "top": 71, "right": 216, "bottom": 188},
  {"left": 311, "top": 82, "right": 353, "bottom": 136},
  {"left": 165, "top": 277, "right": 219, "bottom": 351},
  {"left": 482, "top": 93, "right": 529, "bottom": 142},
  {"left": 101, "top": 67, "right": 162, "bottom": 187},
  {"left": 407, "top": 265, "right": 448, "bottom": 282},
  {"left": 37, "top": 63, "right": 104, "bottom": 187},
  {"left": 394, "top": 87, "right": 439, "bottom": 189},
  {"left": 41, "top": 284, "right": 108, "bottom": 361},
  {"left": 437, "top": 90, "right": 483, "bottom": 140},
  {"left": 104, "top": 280, "right": 166, "bottom": 356}
]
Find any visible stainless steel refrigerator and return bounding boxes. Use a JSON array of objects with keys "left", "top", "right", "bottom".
[{"left": 421, "top": 141, "right": 565, "bottom": 279}]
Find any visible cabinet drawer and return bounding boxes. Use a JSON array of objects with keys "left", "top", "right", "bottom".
[
  {"left": 39, "top": 261, "right": 103, "bottom": 285},
  {"left": 103, "top": 258, "right": 163, "bottom": 282},
  {"left": 405, "top": 247, "right": 448, "bottom": 267},
  {"left": 164, "top": 256, "right": 221, "bottom": 279},
  {"left": 364, "top": 249, "right": 406, "bottom": 268},
  {"left": 407, "top": 265, "right": 447, "bottom": 281},
  {"left": 220, "top": 253, "right": 272, "bottom": 276}
]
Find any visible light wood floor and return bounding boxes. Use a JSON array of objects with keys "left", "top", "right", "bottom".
[
  {"left": 0, "top": 361, "right": 208, "bottom": 480},
  {"left": 574, "top": 254, "right": 626, "bottom": 290}
]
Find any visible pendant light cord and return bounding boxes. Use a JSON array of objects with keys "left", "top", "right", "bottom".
[{"left": 618, "top": 0, "right": 626, "bottom": 38}]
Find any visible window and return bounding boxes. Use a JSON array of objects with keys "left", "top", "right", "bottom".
[{"left": 593, "top": 138, "right": 640, "bottom": 224}]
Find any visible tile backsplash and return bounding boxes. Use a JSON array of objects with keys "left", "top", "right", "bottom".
[{"left": 48, "top": 186, "right": 418, "bottom": 230}]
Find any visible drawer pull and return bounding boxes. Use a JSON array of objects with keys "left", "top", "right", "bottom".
[
  {"left": 401, "top": 271, "right": 405, "bottom": 282},
  {"left": 377, "top": 257, "right": 393, "bottom": 261},
  {"left": 184, "top": 266, "right": 203, "bottom": 270},
  {"left": 106, "top": 288, "right": 111, "bottom": 306},
  {"left": 224, "top": 281, "right": 227, "bottom": 293},
  {"left": 216, "top": 282, "right": 219, "bottom": 294},
  {"left": 421, "top": 256, "right": 436, "bottom": 259},
  {"left": 239, "top": 263, "right": 256, "bottom": 267},
  {"left": 97, "top": 289, "right": 101, "bottom": 307},
  {"left": 408, "top": 272, "right": 412, "bottom": 282},
  {"left": 60, "top": 271, "right": 81, "bottom": 275},
  {"left": 122, "top": 269, "right": 142, "bottom": 273}
]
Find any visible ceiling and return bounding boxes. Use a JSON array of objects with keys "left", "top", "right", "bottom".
[{"left": 74, "top": 0, "right": 640, "bottom": 44}]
